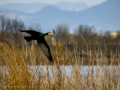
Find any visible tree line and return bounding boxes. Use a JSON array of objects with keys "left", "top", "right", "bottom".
[{"left": 1, "top": 15, "right": 120, "bottom": 46}]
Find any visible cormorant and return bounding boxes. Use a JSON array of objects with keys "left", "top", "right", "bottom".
[{"left": 19, "top": 29, "right": 54, "bottom": 62}]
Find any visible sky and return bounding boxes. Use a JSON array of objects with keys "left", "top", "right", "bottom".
[{"left": 0, "top": 0, "right": 107, "bottom": 6}]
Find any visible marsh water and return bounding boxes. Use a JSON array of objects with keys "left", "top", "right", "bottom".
[{"left": 1, "top": 65, "right": 119, "bottom": 79}]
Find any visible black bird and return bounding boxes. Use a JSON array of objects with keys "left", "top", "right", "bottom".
[{"left": 19, "top": 29, "right": 54, "bottom": 62}]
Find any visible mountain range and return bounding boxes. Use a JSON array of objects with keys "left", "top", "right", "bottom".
[
  {"left": 0, "top": 0, "right": 120, "bottom": 33},
  {"left": 0, "top": 2, "right": 89, "bottom": 13}
]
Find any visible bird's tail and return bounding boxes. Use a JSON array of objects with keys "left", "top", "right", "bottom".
[{"left": 24, "top": 36, "right": 32, "bottom": 42}]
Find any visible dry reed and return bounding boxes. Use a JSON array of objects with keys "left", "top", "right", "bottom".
[{"left": 0, "top": 37, "right": 119, "bottom": 90}]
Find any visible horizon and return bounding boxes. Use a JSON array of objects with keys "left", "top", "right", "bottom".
[{"left": 0, "top": 0, "right": 107, "bottom": 6}]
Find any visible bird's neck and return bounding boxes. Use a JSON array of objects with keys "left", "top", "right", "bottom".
[
  {"left": 43, "top": 33, "right": 48, "bottom": 36},
  {"left": 39, "top": 33, "right": 48, "bottom": 37}
]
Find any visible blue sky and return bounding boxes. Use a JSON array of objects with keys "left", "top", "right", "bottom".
[{"left": 0, "top": 0, "right": 107, "bottom": 6}]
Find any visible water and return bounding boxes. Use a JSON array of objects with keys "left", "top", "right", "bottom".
[
  {"left": 28, "top": 65, "right": 119, "bottom": 79},
  {"left": 0, "top": 65, "right": 119, "bottom": 79}
]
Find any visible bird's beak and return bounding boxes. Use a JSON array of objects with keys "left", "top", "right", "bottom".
[{"left": 48, "top": 33, "right": 53, "bottom": 35}]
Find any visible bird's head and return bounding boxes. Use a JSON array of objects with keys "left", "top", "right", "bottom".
[
  {"left": 42, "top": 32, "right": 53, "bottom": 37},
  {"left": 47, "top": 32, "right": 53, "bottom": 35}
]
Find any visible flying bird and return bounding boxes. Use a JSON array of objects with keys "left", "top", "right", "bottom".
[{"left": 19, "top": 29, "right": 54, "bottom": 62}]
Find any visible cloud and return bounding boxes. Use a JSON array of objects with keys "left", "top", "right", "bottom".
[
  {"left": 27, "top": 8, "right": 41, "bottom": 13},
  {"left": 18, "top": 15, "right": 35, "bottom": 22}
]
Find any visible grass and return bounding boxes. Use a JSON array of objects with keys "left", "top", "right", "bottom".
[{"left": 0, "top": 37, "right": 120, "bottom": 90}]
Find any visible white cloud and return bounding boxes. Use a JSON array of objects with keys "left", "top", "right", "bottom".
[
  {"left": 27, "top": 8, "right": 41, "bottom": 13},
  {"left": 18, "top": 15, "right": 27, "bottom": 21},
  {"left": 28, "top": 8, "right": 36, "bottom": 13}
]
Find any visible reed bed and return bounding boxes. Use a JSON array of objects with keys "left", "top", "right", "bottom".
[{"left": 0, "top": 38, "right": 120, "bottom": 90}]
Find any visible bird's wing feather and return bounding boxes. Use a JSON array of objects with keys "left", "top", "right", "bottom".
[
  {"left": 19, "top": 30, "right": 41, "bottom": 35},
  {"left": 37, "top": 38, "right": 53, "bottom": 62}
]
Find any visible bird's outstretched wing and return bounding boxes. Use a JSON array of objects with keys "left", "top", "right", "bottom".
[
  {"left": 37, "top": 38, "right": 53, "bottom": 62},
  {"left": 19, "top": 29, "right": 41, "bottom": 35}
]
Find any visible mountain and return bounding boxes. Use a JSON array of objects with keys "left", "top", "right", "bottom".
[
  {"left": 0, "top": 0, "right": 120, "bottom": 33},
  {"left": 0, "top": 3, "right": 48, "bottom": 13},
  {"left": 0, "top": 9, "right": 34, "bottom": 21},
  {"left": 0, "top": 2, "right": 89, "bottom": 13},
  {"left": 77, "top": 0, "right": 120, "bottom": 31},
  {"left": 54, "top": 2, "right": 89, "bottom": 11},
  {"left": 25, "top": 5, "right": 78, "bottom": 30},
  {"left": 25, "top": 0, "right": 120, "bottom": 32}
]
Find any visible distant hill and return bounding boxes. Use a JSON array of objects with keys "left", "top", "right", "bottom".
[
  {"left": 0, "top": 0, "right": 120, "bottom": 33},
  {"left": 0, "top": 2, "right": 89, "bottom": 13},
  {"left": 78, "top": 0, "right": 120, "bottom": 31},
  {"left": 0, "top": 3, "right": 48, "bottom": 13},
  {"left": 25, "top": 0, "right": 120, "bottom": 32},
  {"left": 54, "top": 2, "right": 89, "bottom": 11}
]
